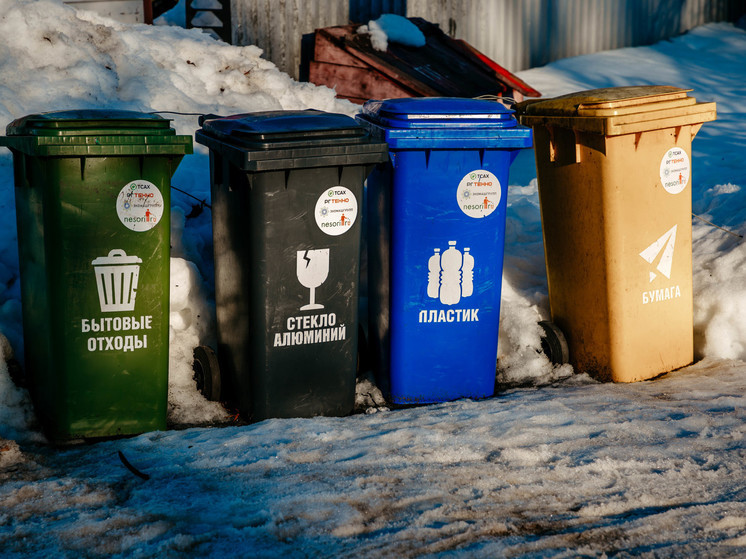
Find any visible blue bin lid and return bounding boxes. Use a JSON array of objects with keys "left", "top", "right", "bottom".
[
  {"left": 357, "top": 98, "right": 532, "bottom": 149},
  {"left": 362, "top": 97, "right": 518, "bottom": 129}
]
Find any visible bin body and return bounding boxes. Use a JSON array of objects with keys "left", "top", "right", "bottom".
[
  {"left": 196, "top": 111, "right": 388, "bottom": 420},
  {"left": 358, "top": 98, "right": 533, "bottom": 403},
  {"left": 0, "top": 110, "right": 192, "bottom": 441},
  {"left": 518, "top": 86, "right": 716, "bottom": 382}
]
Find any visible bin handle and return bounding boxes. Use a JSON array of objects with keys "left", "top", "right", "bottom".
[
  {"left": 473, "top": 94, "right": 517, "bottom": 108},
  {"left": 172, "top": 184, "right": 211, "bottom": 210},
  {"left": 107, "top": 249, "right": 128, "bottom": 258},
  {"left": 692, "top": 213, "right": 743, "bottom": 240}
]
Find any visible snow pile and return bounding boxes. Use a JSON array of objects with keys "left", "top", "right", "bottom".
[
  {"left": 516, "top": 22, "right": 746, "bottom": 363},
  {"left": 0, "top": 2, "right": 743, "bottom": 433},
  {"left": 0, "top": 3, "right": 744, "bottom": 434},
  {"left": 0, "top": 0, "right": 356, "bottom": 432},
  {"left": 357, "top": 13, "right": 426, "bottom": 51},
  {"left": 0, "top": 334, "right": 38, "bottom": 442},
  {"left": 0, "top": 0, "right": 566, "bottom": 438},
  {"left": 0, "top": 0, "right": 354, "bottom": 121},
  {"left": 167, "top": 257, "right": 227, "bottom": 424},
  {"left": 1, "top": 3, "right": 746, "bottom": 555},
  {"left": 497, "top": 178, "right": 575, "bottom": 385}
]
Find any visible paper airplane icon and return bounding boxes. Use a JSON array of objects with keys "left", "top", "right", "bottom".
[{"left": 639, "top": 225, "right": 677, "bottom": 282}]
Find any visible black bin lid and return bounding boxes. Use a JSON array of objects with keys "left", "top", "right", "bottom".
[
  {"left": 196, "top": 110, "right": 390, "bottom": 171},
  {"left": 199, "top": 110, "right": 372, "bottom": 150}
]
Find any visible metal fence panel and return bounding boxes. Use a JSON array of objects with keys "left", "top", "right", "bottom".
[
  {"left": 406, "top": 0, "right": 744, "bottom": 71},
  {"left": 230, "top": 0, "right": 745, "bottom": 78},
  {"left": 232, "top": 0, "right": 348, "bottom": 78},
  {"left": 349, "top": 0, "right": 407, "bottom": 23}
]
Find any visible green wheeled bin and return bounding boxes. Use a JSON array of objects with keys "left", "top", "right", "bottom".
[{"left": 0, "top": 110, "right": 192, "bottom": 443}]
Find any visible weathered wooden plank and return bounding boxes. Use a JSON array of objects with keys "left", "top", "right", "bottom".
[
  {"left": 313, "top": 29, "right": 368, "bottom": 68},
  {"left": 309, "top": 61, "right": 416, "bottom": 101}
]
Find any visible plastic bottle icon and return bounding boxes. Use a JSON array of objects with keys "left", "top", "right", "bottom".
[
  {"left": 461, "top": 247, "right": 474, "bottom": 297},
  {"left": 440, "top": 241, "right": 462, "bottom": 305},
  {"left": 427, "top": 248, "right": 441, "bottom": 299}
]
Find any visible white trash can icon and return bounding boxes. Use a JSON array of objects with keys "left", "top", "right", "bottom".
[{"left": 92, "top": 249, "right": 142, "bottom": 312}]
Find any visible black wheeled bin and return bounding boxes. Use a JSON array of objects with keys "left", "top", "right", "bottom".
[{"left": 196, "top": 110, "right": 389, "bottom": 420}]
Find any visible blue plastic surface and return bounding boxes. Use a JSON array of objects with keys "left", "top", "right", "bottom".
[
  {"left": 362, "top": 97, "right": 516, "bottom": 126},
  {"left": 359, "top": 98, "right": 533, "bottom": 149},
  {"left": 358, "top": 97, "right": 533, "bottom": 404}
]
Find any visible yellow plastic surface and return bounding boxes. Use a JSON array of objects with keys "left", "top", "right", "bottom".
[
  {"left": 518, "top": 86, "right": 716, "bottom": 382},
  {"left": 520, "top": 86, "right": 691, "bottom": 114},
  {"left": 518, "top": 85, "right": 715, "bottom": 136}
]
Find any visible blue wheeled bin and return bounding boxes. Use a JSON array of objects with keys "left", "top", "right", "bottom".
[{"left": 357, "top": 97, "right": 533, "bottom": 404}]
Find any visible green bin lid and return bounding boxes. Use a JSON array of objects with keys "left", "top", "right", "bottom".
[
  {"left": 6, "top": 109, "right": 175, "bottom": 136},
  {"left": 0, "top": 109, "right": 193, "bottom": 156}
]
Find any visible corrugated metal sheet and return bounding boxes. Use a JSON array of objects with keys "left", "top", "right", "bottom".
[
  {"left": 231, "top": 0, "right": 349, "bottom": 78},
  {"left": 231, "top": 0, "right": 744, "bottom": 78},
  {"left": 349, "top": 0, "right": 407, "bottom": 23},
  {"left": 406, "top": 0, "right": 744, "bottom": 71}
]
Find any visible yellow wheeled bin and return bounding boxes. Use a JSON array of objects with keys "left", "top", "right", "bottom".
[{"left": 517, "top": 86, "right": 716, "bottom": 382}]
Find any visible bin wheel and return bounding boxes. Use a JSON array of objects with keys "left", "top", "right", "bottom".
[
  {"left": 539, "top": 321, "right": 570, "bottom": 365},
  {"left": 357, "top": 323, "right": 370, "bottom": 374},
  {"left": 6, "top": 357, "right": 26, "bottom": 388},
  {"left": 193, "top": 345, "right": 221, "bottom": 401}
]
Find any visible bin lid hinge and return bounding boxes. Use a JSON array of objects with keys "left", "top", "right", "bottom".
[{"left": 548, "top": 126, "right": 557, "bottom": 163}]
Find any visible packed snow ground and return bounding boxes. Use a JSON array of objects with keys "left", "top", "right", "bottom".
[{"left": 1, "top": 1, "right": 746, "bottom": 556}]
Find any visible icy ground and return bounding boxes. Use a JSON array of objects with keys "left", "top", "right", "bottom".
[
  {"left": 2, "top": 1, "right": 746, "bottom": 556},
  {"left": 4, "top": 359, "right": 746, "bottom": 558}
]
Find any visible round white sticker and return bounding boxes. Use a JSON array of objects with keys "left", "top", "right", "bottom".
[
  {"left": 660, "top": 147, "right": 690, "bottom": 194},
  {"left": 116, "top": 180, "right": 164, "bottom": 232},
  {"left": 457, "top": 170, "right": 501, "bottom": 218},
  {"left": 315, "top": 187, "right": 358, "bottom": 236}
]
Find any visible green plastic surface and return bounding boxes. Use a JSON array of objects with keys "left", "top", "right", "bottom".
[
  {"left": 1, "top": 110, "right": 192, "bottom": 157},
  {"left": 2, "top": 110, "right": 192, "bottom": 442}
]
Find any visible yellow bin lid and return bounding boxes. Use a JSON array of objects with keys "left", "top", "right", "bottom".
[{"left": 517, "top": 85, "right": 716, "bottom": 136}]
